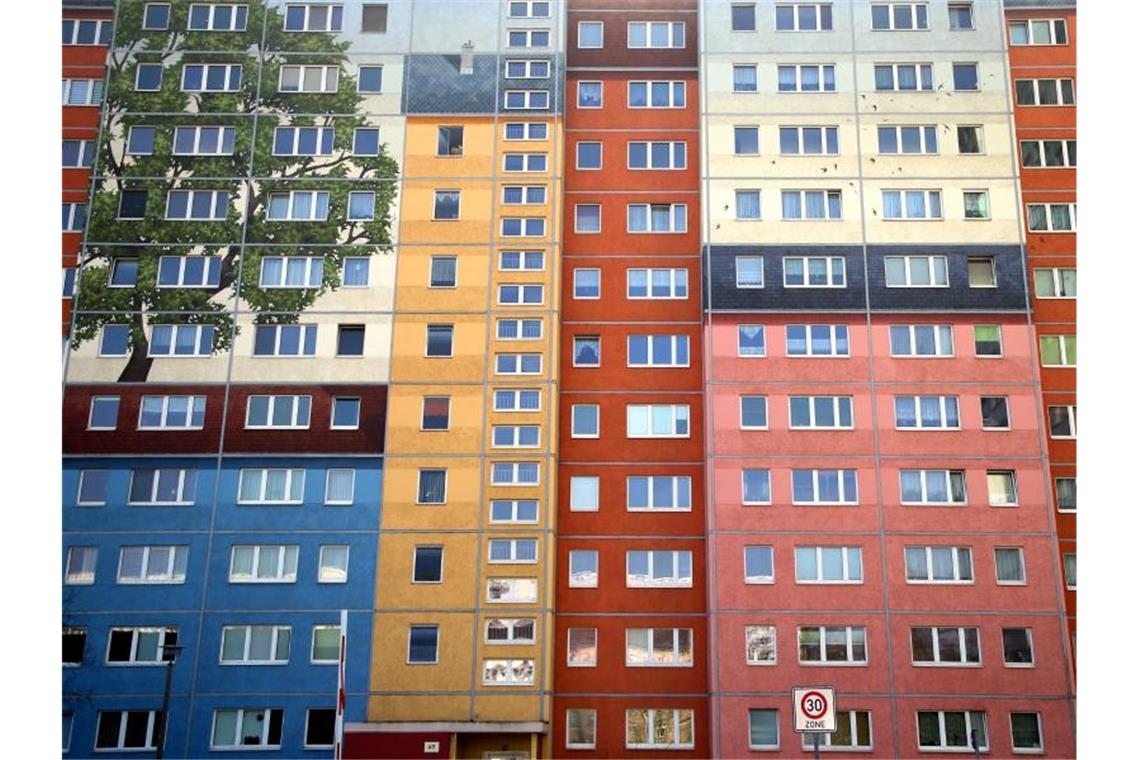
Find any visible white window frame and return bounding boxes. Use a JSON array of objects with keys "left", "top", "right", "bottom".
[
  {"left": 797, "top": 625, "right": 868, "bottom": 665},
  {"left": 627, "top": 203, "right": 687, "bottom": 233},
  {"left": 986, "top": 470, "right": 1019, "bottom": 507},
  {"left": 105, "top": 626, "right": 178, "bottom": 665},
  {"left": 569, "top": 550, "right": 599, "bottom": 588},
  {"left": 496, "top": 319, "right": 544, "bottom": 341},
  {"left": 181, "top": 63, "right": 242, "bottom": 92},
  {"left": 916, "top": 711, "right": 989, "bottom": 752},
  {"left": 627, "top": 140, "right": 687, "bottom": 170},
  {"left": 742, "top": 468, "right": 772, "bottom": 505},
  {"left": 493, "top": 388, "right": 541, "bottom": 412},
  {"left": 219, "top": 624, "right": 291, "bottom": 664},
  {"left": 94, "top": 711, "right": 160, "bottom": 751},
  {"left": 625, "top": 709, "right": 695, "bottom": 750},
  {"left": 626, "top": 404, "right": 690, "bottom": 438},
  {"left": 569, "top": 476, "right": 600, "bottom": 512},
  {"left": 278, "top": 64, "right": 340, "bottom": 93},
  {"left": 994, "top": 546, "right": 1026, "bottom": 585},
  {"left": 503, "top": 89, "right": 550, "bottom": 109},
  {"left": 252, "top": 324, "right": 318, "bottom": 357},
  {"left": 495, "top": 353, "right": 542, "bottom": 374},
  {"left": 236, "top": 468, "right": 305, "bottom": 505},
  {"left": 1027, "top": 203, "right": 1076, "bottom": 232},
  {"left": 788, "top": 395, "right": 854, "bottom": 430},
  {"left": 499, "top": 217, "right": 546, "bottom": 237},
  {"left": 785, "top": 324, "right": 849, "bottom": 357},
  {"left": 488, "top": 538, "right": 538, "bottom": 565},
  {"left": 490, "top": 499, "right": 540, "bottom": 524},
  {"left": 485, "top": 618, "right": 536, "bottom": 644},
  {"left": 626, "top": 550, "right": 693, "bottom": 587},
  {"left": 482, "top": 658, "right": 536, "bottom": 685},
  {"left": 1033, "top": 267, "right": 1076, "bottom": 299},
  {"left": 62, "top": 78, "right": 104, "bottom": 106},
  {"left": 503, "top": 122, "right": 549, "bottom": 141},
  {"left": 570, "top": 403, "right": 599, "bottom": 439},
  {"left": 501, "top": 185, "right": 547, "bottom": 206},
  {"left": 491, "top": 461, "right": 541, "bottom": 486},
  {"left": 1009, "top": 18, "right": 1068, "bottom": 45},
  {"left": 801, "top": 711, "right": 873, "bottom": 750},
  {"left": 627, "top": 20, "right": 685, "bottom": 48},
  {"left": 127, "top": 468, "right": 197, "bottom": 506},
  {"left": 187, "top": 3, "right": 249, "bottom": 31},
  {"left": 172, "top": 125, "right": 236, "bottom": 156},
  {"left": 1020, "top": 139, "right": 1076, "bottom": 168},
  {"left": 910, "top": 626, "right": 981, "bottom": 666},
  {"left": 905, "top": 545, "right": 974, "bottom": 584},
  {"left": 627, "top": 334, "right": 689, "bottom": 368},
  {"left": 508, "top": 29, "right": 550, "bottom": 48},
  {"left": 62, "top": 139, "right": 96, "bottom": 168},
  {"left": 62, "top": 18, "right": 113, "bottom": 45},
  {"left": 244, "top": 395, "right": 311, "bottom": 429},
  {"left": 899, "top": 469, "right": 967, "bottom": 505},
  {"left": 625, "top": 627, "right": 693, "bottom": 667},
  {"left": 737, "top": 324, "right": 766, "bottom": 357},
  {"left": 504, "top": 59, "right": 550, "bottom": 79},
  {"left": 735, "top": 255, "right": 764, "bottom": 288},
  {"left": 774, "top": 2, "right": 833, "bottom": 31},
  {"left": 739, "top": 395, "right": 769, "bottom": 431},
  {"left": 577, "top": 20, "right": 603, "bottom": 48},
  {"left": 1015, "top": 78, "right": 1074, "bottom": 106},
  {"left": 627, "top": 267, "right": 687, "bottom": 299},
  {"left": 779, "top": 125, "right": 839, "bottom": 155},
  {"left": 791, "top": 468, "right": 859, "bottom": 504},
  {"left": 229, "top": 544, "right": 299, "bottom": 583},
  {"left": 508, "top": 1, "right": 550, "bottom": 19},
  {"left": 745, "top": 625, "right": 777, "bottom": 665},
  {"left": 137, "top": 395, "right": 206, "bottom": 429},
  {"left": 893, "top": 395, "right": 960, "bottom": 430},
  {"left": 878, "top": 124, "right": 939, "bottom": 154},
  {"left": 1039, "top": 335, "right": 1076, "bottom": 367},
  {"left": 884, "top": 255, "right": 949, "bottom": 287},
  {"left": 882, "top": 189, "right": 943, "bottom": 220},
  {"left": 776, "top": 63, "right": 837, "bottom": 92},
  {"left": 627, "top": 80, "right": 686, "bottom": 109},
  {"left": 783, "top": 256, "right": 846, "bottom": 287},
  {"left": 497, "top": 283, "right": 544, "bottom": 305},
  {"left": 210, "top": 708, "right": 283, "bottom": 749},
  {"left": 871, "top": 2, "right": 930, "bottom": 30},
  {"left": 781, "top": 189, "right": 843, "bottom": 219},
  {"left": 165, "top": 189, "right": 229, "bottom": 221},
  {"left": 1047, "top": 404, "right": 1077, "bottom": 438},
  {"left": 577, "top": 80, "right": 602, "bottom": 108},
  {"left": 157, "top": 255, "right": 222, "bottom": 288},
  {"left": 324, "top": 469, "right": 355, "bottom": 505},
  {"left": 66, "top": 546, "right": 98, "bottom": 584},
  {"left": 116, "top": 545, "right": 188, "bottom": 584},
  {"left": 873, "top": 62, "right": 934, "bottom": 92},
  {"left": 147, "top": 324, "right": 213, "bottom": 357},
  {"left": 626, "top": 475, "right": 691, "bottom": 512},
  {"left": 491, "top": 424, "right": 541, "bottom": 448},
  {"left": 889, "top": 324, "right": 955, "bottom": 357},
  {"left": 487, "top": 577, "right": 539, "bottom": 603},
  {"left": 795, "top": 545, "right": 864, "bottom": 583},
  {"left": 503, "top": 152, "right": 548, "bottom": 172}
]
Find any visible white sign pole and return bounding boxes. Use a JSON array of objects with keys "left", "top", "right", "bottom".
[
  {"left": 334, "top": 609, "right": 347, "bottom": 760},
  {"left": 793, "top": 685, "right": 837, "bottom": 760}
]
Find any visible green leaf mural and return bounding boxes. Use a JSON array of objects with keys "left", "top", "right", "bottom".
[{"left": 74, "top": 0, "right": 400, "bottom": 382}]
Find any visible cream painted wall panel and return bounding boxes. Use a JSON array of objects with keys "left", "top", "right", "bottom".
[
  {"left": 853, "top": 56, "right": 1012, "bottom": 115},
  {"left": 235, "top": 253, "right": 397, "bottom": 314},
  {"left": 859, "top": 119, "right": 1014, "bottom": 178},
  {"left": 862, "top": 178, "right": 1022, "bottom": 243},
  {"left": 848, "top": 0, "right": 1007, "bottom": 51},
  {"left": 705, "top": 180, "right": 863, "bottom": 245},
  {"left": 229, "top": 315, "right": 392, "bottom": 382},
  {"left": 66, "top": 347, "right": 232, "bottom": 383},
  {"left": 701, "top": 1, "right": 856, "bottom": 54},
  {"left": 266, "top": 0, "right": 414, "bottom": 53},
  {"left": 702, "top": 58, "right": 857, "bottom": 116},
  {"left": 703, "top": 117, "right": 861, "bottom": 177}
]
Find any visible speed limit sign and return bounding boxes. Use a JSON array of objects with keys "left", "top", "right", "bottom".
[{"left": 793, "top": 687, "right": 837, "bottom": 733}]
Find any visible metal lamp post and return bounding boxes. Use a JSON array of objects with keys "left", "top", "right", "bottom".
[{"left": 154, "top": 643, "right": 183, "bottom": 760}]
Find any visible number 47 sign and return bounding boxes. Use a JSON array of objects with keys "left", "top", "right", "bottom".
[{"left": 793, "top": 687, "right": 837, "bottom": 733}]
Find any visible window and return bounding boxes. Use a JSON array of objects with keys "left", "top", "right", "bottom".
[
  {"left": 237, "top": 468, "right": 305, "bottom": 505},
  {"left": 576, "top": 141, "right": 602, "bottom": 169},
  {"left": 973, "top": 325, "right": 1002, "bottom": 356},
  {"left": 117, "top": 545, "right": 188, "bottom": 584},
  {"left": 1055, "top": 477, "right": 1076, "bottom": 512},
  {"left": 789, "top": 396, "right": 854, "bottom": 429},
  {"left": 1021, "top": 139, "right": 1076, "bottom": 168},
  {"left": 411, "top": 545, "right": 443, "bottom": 583},
  {"left": 784, "top": 256, "right": 845, "bottom": 287},
  {"left": 210, "top": 709, "right": 283, "bottom": 749},
  {"left": 803, "top": 711, "right": 873, "bottom": 750},
  {"left": 352, "top": 66, "right": 381, "bottom": 96},
  {"left": 492, "top": 461, "right": 540, "bottom": 486},
  {"left": 331, "top": 397, "right": 360, "bottom": 429},
  {"left": 483, "top": 658, "right": 535, "bottom": 685},
  {"left": 744, "top": 545, "right": 774, "bottom": 583},
  {"left": 995, "top": 547, "right": 1026, "bottom": 584},
  {"left": 158, "top": 255, "right": 222, "bottom": 288},
  {"left": 735, "top": 190, "right": 761, "bottom": 220},
  {"left": 627, "top": 475, "right": 690, "bottom": 511},
  {"left": 874, "top": 63, "right": 933, "bottom": 91},
  {"left": 347, "top": 191, "right": 375, "bottom": 221},
  {"left": 745, "top": 625, "right": 776, "bottom": 664},
  {"left": 497, "top": 319, "right": 543, "bottom": 341},
  {"left": 574, "top": 203, "right": 601, "bottom": 233},
  {"left": 62, "top": 139, "right": 96, "bottom": 168},
  {"left": 487, "top": 618, "right": 536, "bottom": 644},
  {"left": 737, "top": 325, "right": 766, "bottom": 357},
  {"left": 498, "top": 284, "right": 544, "bottom": 304},
  {"left": 749, "top": 709, "right": 779, "bottom": 750},
  {"left": 143, "top": 3, "right": 170, "bottom": 30},
  {"left": 77, "top": 470, "right": 110, "bottom": 506},
  {"left": 1034, "top": 267, "right": 1076, "bottom": 298},
  {"left": 62, "top": 79, "right": 104, "bottom": 106},
  {"left": 627, "top": 268, "right": 687, "bottom": 300},
  {"left": 782, "top": 190, "right": 842, "bottom": 219},
  {"left": 786, "top": 324, "right": 849, "bottom": 357},
  {"left": 1009, "top": 713, "right": 1043, "bottom": 752},
  {"left": 279, "top": 64, "right": 339, "bottom": 93},
  {"left": 743, "top": 469, "right": 772, "bottom": 505},
  {"left": 509, "top": 1, "right": 550, "bottom": 18},
  {"left": 740, "top": 396, "right": 768, "bottom": 430},
  {"left": 488, "top": 577, "right": 538, "bottom": 603},
  {"left": 576, "top": 81, "right": 602, "bottom": 108},
  {"left": 351, "top": 127, "right": 378, "bottom": 154},
  {"left": 577, "top": 21, "right": 603, "bottom": 48},
  {"left": 628, "top": 335, "right": 689, "bottom": 368},
  {"left": 491, "top": 500, "right": 539, "bottom": 524},
  {"left": 428, "top": 256, "right": 457, "bottom": 288},
  {"left": 417, "top": 469, "right": 446, "bottom": 504},
  {"left": 135, "top": 63, "right": 163, "bottom": 91},
  {"left": 508, "top": 29, "right": 550, "bottom": 48},
  {"left": 980, "top": 396, "right": 1009, "bottom": 429},
  {"left": 245, "top": 395, "right": 310, "bottom": 429},
  {"left": 504, "top": 90, "right": 549, "bottom": 109},
  {"left": 173, "top": 126, "right": 236, "bottom": 155},
  {"left": 414, "top": 396, "right": 449, "bottom": 432},
  {"left": 792, "top": 469, "right": 858, "bottom": 504},
  {"left": 1003, "top": 627, "right": 1034, "bottom": 666},
  {"left": 780, "top": 126, "right": 839, "bottom": 155},
  {"left": 900, "top": 469, "right": 966, "bottom": 505},
  {"left": 628, "top": 80, "right": 685, "bottom": 108},
  {"left": 1063, "top": 553, "right": 1076, "bottom": 589},
  {"left": 572, "top": 268, "right": 600, "bottom": 300},
  {"left": 493, "top": 424, "right": 540, "bottom": 449},
  {"left": 989, "top": 469, "right": 1019, "bottom": 505},
  {"left": 569, "top": 550, "right": 598, "bottom": 587},
  {"left": 571, "top": 404, "right": 599, "bottom": 438},
  {"left": 95, "top": 711, "right": 161, "bottom": 751},
  {"left": 99, "top": 324, "right": 131, "bottom": 356},
  {"left": 1028, "top": 203, "right": 1076, "bottom": 231},
  {"left": 878, "top": 125, "right": 938, "bottom": 154},
  {"left": 496, "top": 353, "right": 542, "bottom": 374},
  {"left": 502, "top": 186, "right": 547, "bottom": 206},
  {"left": 230, "top": 545, "right": 298, "bottom": 582},
  {"left": 260, "top": 256, "right": 323, "bottom": 289},
  {"left": 882, "top": 190, "right": 942, "bottom": 220},
  {"left": 890, "top": 324, "right": 953, "bottom": 357},
  {"left": 734, "top": 126, "right": 760, "bottom": 155},
  {"left": 871, "top": 3, "right": 929, "bottom": 30},
  {"left": 117, "top": 190, "right": 148, "bottom": 220},
  {"left": 127, "top": 126, "right": 156, "bottom": 155},
  {"left": 148, "top": 324, "right": 214, "bottom": 357},
  {"left": 188, "top": 3, "right": 249, "bottom": 31},
  {"left": 106, "top": 627, "right": 178, "bottom": 665},
  {"left": 626, "top": 628, "right": 692, "bottom": 666},
  {"left": 628, "top": 140, "right": 687, "bottom": 169},
  {"left": 494, "top": 388, "right": 541, "bottom": 412},
  {"left": 957, "top": 125, "right": 983, "bottom": 154},
  {"left": 735, "top": 256, "right": 763, "bottom": 288},
  {"left": 166, "top": 189, "right": 229, "bottom": 220},
  {"left": 777, "top": 64, "right": 836, "bottom": 92},
  {"left": 911, "top": 627, "right": 980, "bottom": 665},
  {"left": 305, "top": 709, "right": 336, "bottom": 749},
  {"left": 253, "top": 324, "right": 317, "bottom": 357},
  {"left": 318, "top": 545, "right": 349, "bottom": 583},
  {"left": 962, "top": 190, "right": 991, "bottom": 220},
  {"left": 129, "top": 468, "right": 197, "bottom": 505},
  {"left": 627, "top": 550, "right": 692, "bottom": 587},
  {"left": 733, "top": 64, "right": 758, "bottom": 93},
  {"left": 948, "top": 2, "right": 974, "bottom": 29},
  {"left": 796, "top": 546, "right": 863, "bottom": 583},
  {"left": 917, "top": 711, "right": 988, "bottom": 752},
  {"left": 504, "top": 122, "right": 548, "bottom": 141},
  {"left": 894, "top": 395, "right": 959, "bottom": 429},
  {"left": 952, "top": 62, "right": 979, "bottom": 91},
  {"left": 323, "top": 469, "right": 355, "bottom": 506},
  {"left": 422, "top": 324, "right": 453, "bottom": 357},
  {"left": 628, "top": 203, "right": 687, "bottom": 233},
  {"left": 884, "top": 255, "right": 948, "bottom": 286},
  {"left": 181, "top": 63, "right": 242, "bottom": 92},
  {"left": 905, "top": 546, "right": 973, "bottom": 583},
  {"left": 570, "top": 476, "right": 599, "bottom": 511},
  {"left": 138, "top": 395, "right": 207, "bottom": 429},
  {"left": 331, "top": 324, "right": 364, "bottom": 357},
  {"left": 573, "top": 336, "right": 600, "bottom": 367},
  {"left": 627, "top": 404, "right": 689, "bottom": 438},
  {"left": 1010, "top": 18, "right": 1068, "bottom": 45},
  {"left": 626, "top": 709, "right": 694, "bottom": 750},
  {"left": 1015, "top": 78, "right": 1074, "bottom": 106},
  {"left": 566, "top": 709, "right": 597, "bottom": 749},
  {"left": 361, "top": 3, "right": 389, "bottom": 31},
  {"left": 65, "top": 546, "right": 97, "bottom": 584},
  {"left": 776, "top": 3, "right": 833, "bottom": 31},
  {"left": 732, "top": 3, "right": 756, "bottom": 31},
  {"left": 88, "top": 396, "right": 120, "bottom": 430},
  {"left": 427, "top": 189, "right": 460, "bottom": 221},
  {"left": 798, "top": 625, "right": 867, "bottom": 664},
  {"left": 1039, "top": 335, "right": 1076, "bottom": 367},
  {"left": 63, "top": 627, "right": 86, "bottom": 666}
]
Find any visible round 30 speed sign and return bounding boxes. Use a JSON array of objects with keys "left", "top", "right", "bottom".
[{"left": 793, "top": 687, "right": 837, "bottom": 733}]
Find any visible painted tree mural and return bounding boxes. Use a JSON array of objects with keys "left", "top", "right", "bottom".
[{"left": 72, "top": 0, "right": 399, "bottom": 381}]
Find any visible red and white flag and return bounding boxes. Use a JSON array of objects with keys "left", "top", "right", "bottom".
[{"left": 334, "top": 609, "right": 347, "bottom": 760}]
